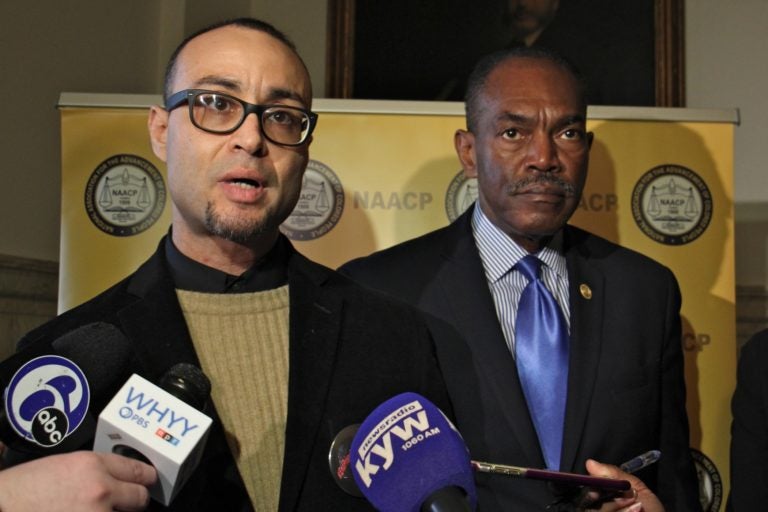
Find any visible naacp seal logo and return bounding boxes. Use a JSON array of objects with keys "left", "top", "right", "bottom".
[
  {"left": 281, "top": 160, "right": 344, "bottom": 241},
  {"left": 445, "top": 170, "right": 478, "bottom": 222},
  {"left": 631, "top": 164, "right": 712, "bottom": 245},
  {"left": 691, "top": 448, "right": 723, "bottom": 512},
  {"left": 85, "top": 154, "right": 166, "bottom": 237}
]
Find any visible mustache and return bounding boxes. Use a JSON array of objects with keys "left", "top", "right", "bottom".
[{"left": 505, "top": 175, "right": 579, "bottom": 196}]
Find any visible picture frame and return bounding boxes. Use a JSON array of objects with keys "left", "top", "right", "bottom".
[{"left": 326, "top": 0, "right": 684, "bottom": 107}]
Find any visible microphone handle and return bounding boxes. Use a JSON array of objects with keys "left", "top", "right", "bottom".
[{"left": 420, "top": 486, "right": 473, "bottom": 512}]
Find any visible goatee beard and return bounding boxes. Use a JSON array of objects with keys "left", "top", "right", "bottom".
[{"left": 204, "top": 202, "right": 275, "bottom": 244}]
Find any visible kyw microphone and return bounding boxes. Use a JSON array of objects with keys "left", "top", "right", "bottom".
[
  {"left": 350, "top": 392, "right": 477, "bottom": 512},
  {"left": 93, "top": 363, "right": 213, "bottom": 506}
]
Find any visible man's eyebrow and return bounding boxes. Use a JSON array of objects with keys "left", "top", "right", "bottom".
[
  {"left": 561, "top": 114, "right": 587, "bottom": 125},
  {"left": 496, "top": 112, "right": 586, "bottom": 125},
  {"left": 263, "top": 87, "right": 308, "bottom": 106}
]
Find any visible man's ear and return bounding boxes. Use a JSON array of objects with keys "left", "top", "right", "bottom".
[
  {"left": 454, "top": 129, "right": 478, "bottom": 178},
  {"left": 147, "top": 105, "right": 169, "bottom": 162}
]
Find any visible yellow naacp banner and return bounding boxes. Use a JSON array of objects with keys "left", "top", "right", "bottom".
[{"left": 59, "top": 93, "right": 737, "bottom": 510}]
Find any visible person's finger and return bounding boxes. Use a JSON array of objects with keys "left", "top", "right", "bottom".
[
  {"left": 109, "top": 480, "right": 152, "bottom": 512},
  {"left": 98, "top": 453, "right": 156, "bottom": 511},
  {"left": 583, "top": 459, "right": 639, "bottom": 509},
  {"left": 101, "top": 452, "right": 157, "bottom": 486}
]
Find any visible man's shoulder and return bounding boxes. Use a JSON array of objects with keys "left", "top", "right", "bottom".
[
  {"left": 739, "top": 329, "right": 768, "bottom": 368},
  {"left": 16, "top": 257, "right": 158, "bottom": 350},
  {"left": 339, "top": 222, "right": 460, "bottom": 281},
  {"left": 295, "top": 251, "right": 428, "bottom": 318},
  {"left": 566, "top": 225, "right": 674, "bottom": 275}
]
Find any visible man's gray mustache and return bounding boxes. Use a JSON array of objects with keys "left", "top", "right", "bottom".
[{"left": 505, "top": 175, "right": 578, "bottom": 196}]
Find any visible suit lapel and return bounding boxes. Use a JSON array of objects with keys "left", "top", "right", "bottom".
[
  {"left": 425, "top": 211, "right": 544, "bottom": 466},
  {"left": 560, "top": 227, "right": 605, "bottom": 472},
  {"left": 125, "top": 242, "right": 344, "bottom": 510},
  {"left": 280, "top": 251, "right": 341, "bottom": 511},
  {"left": 117, "top": 244, "right": 251, "bottom": 509},
  {"left": 119, "top": 247, "right": 201, "bottom": 379}
]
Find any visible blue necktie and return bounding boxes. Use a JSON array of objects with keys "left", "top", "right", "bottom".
[{"left": 514, "top": 255, "right": 569, "bottom": 470}]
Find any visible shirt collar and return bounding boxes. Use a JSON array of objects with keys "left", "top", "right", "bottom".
[
  {"left": 470, "top": 203, "right": 566, "bottom": 282},
  {"left": 165, "top": 233, "right": 290, "bottom": 293}
]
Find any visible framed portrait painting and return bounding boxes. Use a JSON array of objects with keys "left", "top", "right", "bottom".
[{"left": 327, "top": 0, "right": 684, "bottom": 107}]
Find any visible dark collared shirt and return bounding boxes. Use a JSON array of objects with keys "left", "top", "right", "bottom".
[{"left": 164, "top": 234, "right": 289, "bottom": 293}]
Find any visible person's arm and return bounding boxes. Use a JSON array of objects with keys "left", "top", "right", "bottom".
[
  {"left": 656, "top": 274, "right": 701, "bottom": 509},
  {"left": 729, "top": 330, "right": 768, "bottom": 509},
  {"left": 0, "top": 451, "right": 156, "bottom": 512}
]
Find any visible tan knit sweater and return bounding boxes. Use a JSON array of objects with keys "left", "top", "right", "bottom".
[{"left": 176, "top": 286, "right": 290, "bottom": 511}]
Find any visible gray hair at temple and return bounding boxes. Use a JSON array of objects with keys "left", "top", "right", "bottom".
[{"left": 463, "top": 46, "right": 588, "bottom": 132}]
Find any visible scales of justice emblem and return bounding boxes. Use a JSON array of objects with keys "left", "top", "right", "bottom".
[
  {"left": 644, "top": 177, "right": 700, "bottom": 226},
  {"left": 85, "top": 154, "right": 166, "bottom": 236},
  {"left": 631, "top": 164, "right": 712, "bottom": 246},
  {"left": 98, "top": 168, "right": 153, "bottom": 213}
]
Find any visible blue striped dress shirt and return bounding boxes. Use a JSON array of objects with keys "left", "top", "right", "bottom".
[{"left": 470, "top": 204, "right": 571, "bottom": 356}]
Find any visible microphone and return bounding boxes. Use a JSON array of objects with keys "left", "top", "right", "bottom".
[
  {"left": 0, "top": 322, "right": 133, "bottom": 463},
  {"left": 93, "top": 363, "right": 213, "bottom": 506},
  {"left": 349, "top": 392, "right": 477, "bottom": 512},
  {"left": 328, "top": 423, "right": 364, "bottom": 498}
]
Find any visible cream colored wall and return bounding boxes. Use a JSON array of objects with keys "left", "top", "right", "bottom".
[
  {"left": 686, "top": 0, "right": 768, "bottom": 290},
  {"left": 0, "top": 1, "right": 164, "bottom": 261},
  {"left": 685, "top": 1, "right": 768, "bottom": 340}
]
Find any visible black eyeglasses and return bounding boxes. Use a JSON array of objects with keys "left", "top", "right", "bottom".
[{"left": 165, "top": 89, "right": 318, "bottom": 146}]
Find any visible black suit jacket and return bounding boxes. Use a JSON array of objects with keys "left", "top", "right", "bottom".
[
  {"left": 16, "top": 236, "right": 452, "bottom": 511},
  {"left": 341, "top": 207, "right": 701, "bottom": 511},
  {"left": 728, "top": 328, "right": 768, "bottom": 510}
]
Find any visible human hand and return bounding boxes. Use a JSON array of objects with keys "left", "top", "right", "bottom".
[
  {"left": 576, "top": 458, "right": 665, "bottom": 512},
  {"left": 0, "top": 451, "right": 157, "bottom": 511}
]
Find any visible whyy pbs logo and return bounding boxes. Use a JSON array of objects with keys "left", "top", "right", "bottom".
[{"left": 4, "top": 355, "right": 90, "bottom": 447}]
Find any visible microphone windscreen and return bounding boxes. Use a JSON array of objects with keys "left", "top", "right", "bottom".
[
  {"left": 51, "top": 322, "right": 133, "bottom": 401},
  {"left": 350, "top": 392, "right": 476, "bottom": 512},
  {"left": 1, "top": 322, "right": 134, "bottom": 456},
  {"left": 159, "top": 362, "right": 211, "bottom": 410}
]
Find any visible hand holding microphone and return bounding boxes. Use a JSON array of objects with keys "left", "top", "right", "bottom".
[
  {"left": 0, "top": 324, "right": 214, "bottom": 508},
  {"left": 0, "top": 451, "right": 156, "bottom": 512},
  {"left": 332, "top": 392, "right": 640, "bottom": 512},
  {"left": 93, "top": 363, "right": 213, "bottom": 506}
]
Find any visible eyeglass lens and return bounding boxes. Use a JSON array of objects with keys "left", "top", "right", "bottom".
[{"left": 191, "top": 92, "right": 311, "bottom": 144}]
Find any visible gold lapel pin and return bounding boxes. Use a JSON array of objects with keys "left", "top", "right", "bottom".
[{"left": 579, "top": 284, "right": 592, "bottom": 300}]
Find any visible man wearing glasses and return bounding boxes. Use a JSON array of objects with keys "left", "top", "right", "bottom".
[{"left": 0, "top": 18, "right": 450, "bottom": 511}]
